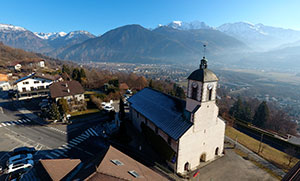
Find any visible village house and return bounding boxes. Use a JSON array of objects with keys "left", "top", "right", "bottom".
[
  {"left": 128, "top": 57, "right": 226, "bottom": 175},
  {"left": 0, "top": 81, "right": 11, "bottom": 91},
  {"left": 13, "top": 73, "right": 61, "bottom": 100},
  {"left": 28, "top": 59, "right": 46, "bottom": 68},
  {"left": 9, "top": 63, "right": 22, "bottom": 72},
  {"left": 22, "top": 145, "right": 168, "bottom": 180},
  {"left": 49, "top": 80, "right": 86, "bottom": 112}
]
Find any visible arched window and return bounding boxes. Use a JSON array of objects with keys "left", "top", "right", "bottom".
[
  {"left": 191, "top": 87, "right": 198, "bottom": 100},
  {"left": 215, "top": 147, "right": 219, "bottom": 156},
  {"left": 208, "top": 89, "right": 212, "bottom": 101},
  {"left": 184, "top": 162, "right": 189, "bottom": 171},
  {"left": 200, "top": 153, "right": 206, "bottom": 162}
]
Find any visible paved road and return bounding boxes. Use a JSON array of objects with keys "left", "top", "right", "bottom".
[
  {"left": 225, "top": 136, "right": 286, "bottom": 178},
  {"left": 0, "top": 91, "right": 109, "bottom": 180}
]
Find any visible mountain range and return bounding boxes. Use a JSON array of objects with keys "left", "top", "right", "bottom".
[{"left": 1, "top": 21, "right": 300, "bottom": 69}]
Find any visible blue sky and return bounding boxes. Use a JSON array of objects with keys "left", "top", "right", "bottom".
[{"left": 0, "top": 0, "right": 299, "bottom": 35}]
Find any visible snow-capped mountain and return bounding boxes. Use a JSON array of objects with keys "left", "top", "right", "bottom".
[
  {"left": 34, "top": 32, "right": 67, "bottom": 40},
  {"left": 0, "top": 22, "right": 96, "bottom": 53},
  {"left": 64, "top": 30, "right": 95, "bottom": 40},
  {"left": 0, "top": 23, "right": 26, "bottom": 32},
  {"left": 0, "top": 23, "right": 49, "bottom": 52},
  {"left": 217, "top": 22, "right": 300, "bottom": 50},
  {"left": 164, "top": 20, "right": 212, "bottom": 30}
]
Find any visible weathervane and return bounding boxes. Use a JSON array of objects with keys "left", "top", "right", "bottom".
[{"left": 203, "top": 44, "right": 206, "bottom": 58}]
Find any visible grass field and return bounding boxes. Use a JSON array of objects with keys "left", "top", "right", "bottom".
[{"left": 226, "top": 126, "right": 299, "bottom": 173}]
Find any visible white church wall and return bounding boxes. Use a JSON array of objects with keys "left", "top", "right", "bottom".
[{"left": 176, "top": 117, "right": 225, "bottom": 174}]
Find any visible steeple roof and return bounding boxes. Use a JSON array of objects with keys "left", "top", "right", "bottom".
[{"left": 187, "top": 57, "right": 218, "bottom": 82}]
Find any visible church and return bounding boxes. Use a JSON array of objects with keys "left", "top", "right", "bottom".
[{"left": 128, "top": 57, "right": 225, "bottom": 175}]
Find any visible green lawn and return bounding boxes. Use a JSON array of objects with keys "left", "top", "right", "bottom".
[{"left": 226, "top": 126, "right": 298, "bottom": 173}]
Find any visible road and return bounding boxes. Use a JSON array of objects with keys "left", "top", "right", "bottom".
[{"left": 0, "top": 91, "right": 109, "bottom": 180}]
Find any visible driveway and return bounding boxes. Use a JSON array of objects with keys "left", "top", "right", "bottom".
[{"left": 192, "top": 149, "right": 277, "bottom": 181}]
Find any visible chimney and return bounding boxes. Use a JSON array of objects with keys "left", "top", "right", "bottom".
[
  {"left": 67, "top": 89, "right": 70, "bottom": 93},
  {"left": 65, "top": 83, "right": 68, "bottom": 87}
]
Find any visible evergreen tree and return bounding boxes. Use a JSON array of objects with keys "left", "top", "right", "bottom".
[
  {"left": 253, "top": 101, "right": 269, "bottom": 128},
  {"left": 149, "top": 79, "right": 153, "bottom": 88},
  {"left": 72, "top": 68, "right": 81, "bottom": 82},
  {"left": 49, "top": 103, "right": 60, "bottom": 120},
  {"left": 175, "top": 85, "right": 185, "bottom": 99},
  {"left": 62, "top": 65, "right": 71, "bottom": 75},
  {"left": 119, "top": 97, "right": 125, "bottom": 121},
  {"left": 58, "top": 98, "right": 69, "bottom": 115},
  {"left": 229, "top": 98, "right": 252, "bottom": 122},
  {"left": 80, "top": 68, "right": 86, "bottom": 78}
]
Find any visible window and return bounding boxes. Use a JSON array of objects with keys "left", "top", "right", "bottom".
[
  {"left": 111, "top": 159, "right": 124, "bottom": 166},
  {"left": 208, "top": 89, "right": 212, "bottom": 101},
  {"left": 184, "top": 162, "right": 189, "bottom": 171},
  {"left": 23, "top": 81, "right": 29, "bottom": 85},
  {"left": 191, "top": 87, "right": 198, "bottom": 100},
  {"left": 22, "top": 88, "right": 26, "bottom": 92},
  {"left": 30, "top": 87, "right": 34, "bottom": 91},
  {"left": 42, "top": 80, "right": 45, "bottom": 83},
  {"left": 34, "top": 81, "right": 39, "bottom": 84},
  {"left": 128, "top": 170, "right": 140, "bottom": 178}
]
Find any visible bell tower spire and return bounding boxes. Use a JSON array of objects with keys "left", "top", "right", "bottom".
[{"left": 200, "top": 45, "right": 207, "bottom": 69}]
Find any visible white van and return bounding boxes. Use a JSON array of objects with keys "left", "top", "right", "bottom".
[{"left": 7, "top": 160, "right": 34, "bottom": 174}]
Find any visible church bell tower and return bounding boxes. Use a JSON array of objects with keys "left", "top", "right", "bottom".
[{"left": 185, "top": 55, "right": 218, "bottom": 113}]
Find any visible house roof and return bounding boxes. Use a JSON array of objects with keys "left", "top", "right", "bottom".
[
  {"left": 187, "top": 68, "right": 218, "bottom": 82},
  {"left": 36, "top": 159, "right": 81, "bottom": 181},
  {"left": 49, "top": 80, "right": 84, "bottom": 99},
  {"left": 0, "top": 73, "right": 8, "bottom": 81},
  {"left": 86, "top": 145, "right": 167, "bottom": 181},
  {"left": 128, "top": 87, "right": 192, "bottom": 140},
  {"left": 14, "top": 73, "right": 57, "bottom": 84}
]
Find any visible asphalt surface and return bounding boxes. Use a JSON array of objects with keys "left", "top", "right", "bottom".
[{"left": 0, "top": 91, "right": 109, "bottom": 180}]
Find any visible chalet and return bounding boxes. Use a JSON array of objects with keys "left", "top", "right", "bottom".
[
  {"left": 49, "top": 81, "right": 86, "bottom": 112},
  {"left": 14, "top": 73, "right": 61, "bottom": 100},
  {"left": 128, "top": 57, "right": 226, "bottom": 175},
  {"left": 9, "top": 63, "right": 22, "bottom": 71},
  {"left": 28, "top": 59, "right": 46, "bottom": 68},
  {"left": 0, "top": 81, "right": 10, "bottom": 91}
]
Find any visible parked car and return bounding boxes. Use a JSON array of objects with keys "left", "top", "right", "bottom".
[
  {"left": 103, "top": 105, "right": 114, "bottom": 111},
  {"left": 11, "top": 147, "right": 35, "bottom": 156},
  {"left": 7, "top": 160, "right": 34, "bottom": 174},
  {"left": 126, "top": 89, "right": 132, "bottom": 94},
  {"left": 7, "top": 154, "right": 33, "bottom": 166},
  {"left": 38, "top": 99, "right": 49, "bottom": 107}
]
